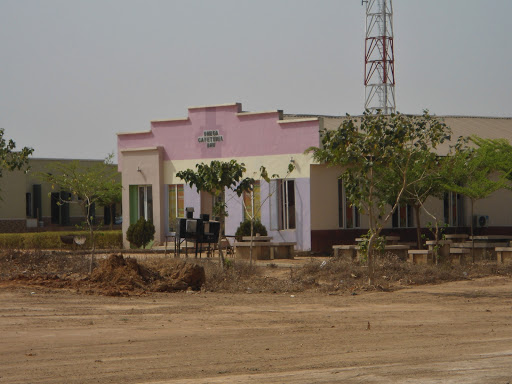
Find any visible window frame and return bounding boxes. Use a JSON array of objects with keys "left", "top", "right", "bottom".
[
  {"left": 392, "top": 203, "right": 414, "bottom": 228},
  {"left": 270, "top": 179, "right": 296, "bottom": 231},
  {"left": 137, "top": 185, "right": 153, "bottom": 222},
  {"left": 444, "top": 191, "right": 464, "bottom": 227},
  {"left": 338, "top": 179, "right": 360, "bottom": 229},
  {"left": 168, "top": 184, "right": 184, "bottom": 231}
]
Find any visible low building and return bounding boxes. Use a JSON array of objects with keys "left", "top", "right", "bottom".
[
  {"left": 116, "top": 103, "right": 512, "bottom": 252},
  {"left": 0, "top": 158, "right": 121, "bottom": 232}
]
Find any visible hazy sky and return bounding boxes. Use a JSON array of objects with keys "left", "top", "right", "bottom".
[{"left": 1, "top": 0, "right": 511, "bottom": 160}]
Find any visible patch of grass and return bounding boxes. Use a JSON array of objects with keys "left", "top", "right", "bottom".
[{"left": 0, "top": 231, "right": 123, "bottom": 250}]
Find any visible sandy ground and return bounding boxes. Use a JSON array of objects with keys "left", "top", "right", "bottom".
[{"left": 1, "top": 276, "right": 512, "bottom": 384}]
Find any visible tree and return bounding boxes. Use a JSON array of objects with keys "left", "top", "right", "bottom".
[
  {"left": 39, "top": 156, "right": 121, "bottom": 273},
  {"left": 0, "top": 128, "right": 33, "bottom": 193},
  {"left": 308, "top": 111, "right": 451, "bottom": 285},
  {"left": 443, "top": 136, "right": 509, "bottom": 261},
  {"left": 96, "top": 154, "right": 122, "bottom": 229},
  {"left": 177, "top": 160, "right": 255, "bottom": 267},
  {"left": 471, "top": 136, "right": 512, "bottom": 183}
]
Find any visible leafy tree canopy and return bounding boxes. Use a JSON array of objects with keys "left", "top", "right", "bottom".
[
  {"left": 0, "top": 128, "right": 33, "bottom": 178},
  {"left": 307, "top": 110, "right": 451, "bottom": 284},
  {"left": 177, "top": 159, "right": 255, "bottom": 198},
  {"left": 308, "top": 110, "right": 451, "bottom": 223},
  {"left": 38, "top": 155, "right": 121, "bottom": 272}
]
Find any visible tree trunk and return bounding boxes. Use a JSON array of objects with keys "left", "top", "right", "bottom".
[
  {"left": 414, "top": 204, "right": 422, "bottom": 250},
  {"left": 471, "top": 199, "right": 475, "bottom": 263},
  {"left": 218, "top": 214, "right": 225, "bottom": 268},
  {"left": 109, "top": 204, "right": 114, "bottom": 230},
  {"left": 249, "top": 219, "right": 254, "bottom": 267},
  {"left": 367, "top": 232, "right": 375, "bottom": 286},
  {"left": 86, "top": 202, "right": 95, "bottom": 274},
  {"left": 434, "top": 220, "right": 440, "bottom": 265}
]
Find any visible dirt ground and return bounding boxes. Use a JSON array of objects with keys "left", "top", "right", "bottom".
[{"left": 1, "top": 275, "right": 512, "bottom": 383}]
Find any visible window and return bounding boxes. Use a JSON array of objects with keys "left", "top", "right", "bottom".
[
  {"left": 168, "top": 184, "right": 184, "bottom": 231},
  {"left": 26, "top": 193, "right": 32, "bottom": 217},
  {"left": 129, "top": 185, "right": 153, "bottom": 224},
  {"left": 338, "top": 179, "right": 360, "bottom": 229},
  {"left": 243, "top": 181, "right": 261, "bottom": 221},
  {"left": 444, "top": 191, "right": 464, "bottom": 227},
  {"left": 138, "top": 186, "right": 153, "bottom": 222},
  {"left": 392, "top": 203, "right": 414, "bottom": 228},
  {"left": 270, "top": 179, "right": 296, "bottom": 230}
]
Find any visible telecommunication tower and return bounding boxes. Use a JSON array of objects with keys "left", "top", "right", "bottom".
[{"left": 362, "top": 0, "right": 395, "bottom": 114}]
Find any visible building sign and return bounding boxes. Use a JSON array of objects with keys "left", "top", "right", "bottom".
[{"left": 198, "top": 130, "right": 224, "bottom": 148}]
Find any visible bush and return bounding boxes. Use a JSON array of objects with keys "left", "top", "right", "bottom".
[
  {"left": 0, "top": 231, "right": 123, "bottom": 250},
  {"left": 126, "top": 218, "right": 155, "bottom": 249},
  {"left": 235, "top": 219, "right": 268, "bottom": 239}
]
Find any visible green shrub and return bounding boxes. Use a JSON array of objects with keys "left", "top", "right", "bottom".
[
  {"left": 0, "top": 234, "right": 24, "bottom": 249},
  {"left": 235, "top": 219, "right": 268, "bottom": 239},
  {"left": 94, "top": 231, "right": 123, "bottom": 249},
  {"left": 126, "top": 218, "right": 155, "bottom": 249},
  {"left": 0, "top": 231, "right": 123, "bottom": 250}
]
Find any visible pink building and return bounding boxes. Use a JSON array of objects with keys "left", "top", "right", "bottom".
[
  {"left": 118, "top": 103, "right": 512, "bottom": 253},
  {"left": 117, "top": 103, "right": 320, "bottom": 251}
]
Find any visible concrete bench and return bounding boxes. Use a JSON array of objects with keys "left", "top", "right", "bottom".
[
  {"left": 451, "top": 242, "right": 501, "bottom": 261},
  {"left": 444, "top": 234, "right": 469, "bottom": 241},
  {"left": 332, "top": 245, "right": 358, "bottom": 260},
  {"left": 333, "top": 244, "right": 410, "bottom": 261},
  {"left": 355, "top": 236, "right": 400, "bottom": 245},
  {"left": 407, "top": 250, "right": 434, "bottom": 265},
  {"left": 449, "top": 248, "right": 470, "bottom": 264},
  {"left": 425, "top": 240, "right": 453, "bottom": 260},
  {"left": 496, "top": 247, "right": 512, "bottom": 264},
  {"left": 358, "top": 244, "right": 410, "bottom": 261},
  {"left": 234, "top": 242, "right": 296, "bottom": 260}
]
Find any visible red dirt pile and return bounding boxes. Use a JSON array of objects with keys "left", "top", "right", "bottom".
[
  {"left": 90, "top": 254, "right": 206, "bottom": 295},
  {"left": 153, "top": 260, "right": 206, "bottom": 292},
  {"left": 0, "top": 251, "right": 206, "bottom": 296}
]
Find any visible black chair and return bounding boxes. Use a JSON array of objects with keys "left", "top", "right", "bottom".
[{"left": 202, "top": 221, "right": 220, "bottom": 257}]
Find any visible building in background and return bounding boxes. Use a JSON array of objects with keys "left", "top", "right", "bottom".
[
  {"left": 117, "top": 103, "right": 512, "bottom": 252},
  {"left": 0, "top": 158, "right": 121, "bottom": 232}
]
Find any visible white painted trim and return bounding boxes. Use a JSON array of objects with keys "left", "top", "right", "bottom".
[
  {"left": 237, "top": 111, "right": 278, "bottom": 117},
  {"left": 278, "top": 118, "right": 319, "bottom": 124},
  {"left": 188, "top": 102, "right": 239, "bottom": 110},
  {"left": 117, "top": 130, "right": 151, "bottom": 136},
  {"left": 120, "top": 147, "right": 160, "bottom": 153},
  {"left": 151, "top": 117, "right": 189, "bottom": 123}
]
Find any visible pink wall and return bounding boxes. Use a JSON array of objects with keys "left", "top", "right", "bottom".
[{"left": 117, "top": 104, "right": 320, "bottom": 166}]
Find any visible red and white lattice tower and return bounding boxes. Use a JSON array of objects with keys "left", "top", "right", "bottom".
[{"left": 363, "top": 0, "right": 395, "bottom": 114}]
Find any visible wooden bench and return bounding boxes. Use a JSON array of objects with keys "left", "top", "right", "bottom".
[{"left": 234, "top": 242, "right": 296, "bottom": 260}]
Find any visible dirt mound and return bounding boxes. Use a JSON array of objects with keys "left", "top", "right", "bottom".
[
  {"left": 91, "top": 254, "right": 159, "bottom": 292},
  {"left": 90, "top": 254, "right": 206, "bottom": 295},
  {"left": 0, "top": 251, "right": 206, "bottom": 296},
  {"left": 153, "top": 260, "right": 206, "bottom": 292}
]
